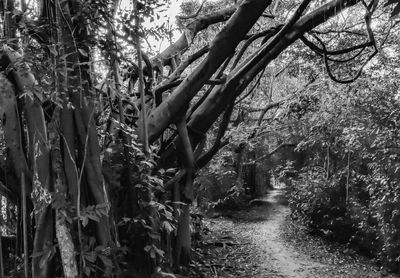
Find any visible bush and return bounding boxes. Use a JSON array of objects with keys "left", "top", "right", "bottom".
[
  {"left": 287, "top": 170, "right": 356, "bottom": 244},
  {"left": 287, "top": 167, "right": 400, "bottom": 272}
]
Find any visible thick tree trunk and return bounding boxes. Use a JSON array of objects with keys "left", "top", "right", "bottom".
[
  {"left": 3, "top": 49, "right": 55, "bottom": 278},
  {"left": 10, "top": 52, "right": 54, "bottom": 278},
  {"left": 0, "top": 73, "right": 30, "bottom": 195}
]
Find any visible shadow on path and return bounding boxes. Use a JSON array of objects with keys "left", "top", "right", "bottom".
[{"left": 202, "top": 187, "right": 399, "bottom": 278}]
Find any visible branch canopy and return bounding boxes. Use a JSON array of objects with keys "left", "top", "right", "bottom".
[{"left": 145, "top": 0, "right": 272, "bottom": 143}]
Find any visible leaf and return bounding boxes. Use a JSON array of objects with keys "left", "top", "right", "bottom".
[
  {"left": 162, "top": 221, "right": 174, "bottom": 233},
  {"left": 155, "top": 247, "right": 165, "bottom": 257},
  {"left": 87, "top": 214, "right": 100, "bottom": 222},
  {"left": 148, "top": 232, "right": 161, "bottom": 241},
  {"left": 78, "top": 48, "right": 88, "bottom": 57},
  {"left": 59, "top": 53, "right": 72, "bottom": 60},
  {"left": 39, "top": 248, "right": 53, "bottom": 269},
  {"left": 48, "top": 46, "right": 58, "bottom": 56},
  {"left": 82, "top": 216, "right": 89, "bottom": 227},
  {"left": 166, "top": 168, "right": 177, "bottom": 174},
  {"left": 30, "top": 250, "right": 45, "bottom": 258},
  {"left": 144, "top": 245, "right": 152, "bottom": 252}
]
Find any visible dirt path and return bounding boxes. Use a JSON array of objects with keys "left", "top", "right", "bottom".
[
  {"left": 236, "top": 189, "right": 324, "bottom": 278},
  {"left": 193, "top": 188, "right": 399, "bottom": 278}
]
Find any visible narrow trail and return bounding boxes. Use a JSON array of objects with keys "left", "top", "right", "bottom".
[
  {"left": 200, "top": 188, "right": 398, "bottom": 278},
  {"left": 236, "top": 189, "right": 324, "bottom": 278}
]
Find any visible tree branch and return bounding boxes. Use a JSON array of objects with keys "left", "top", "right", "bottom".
[
  {"left": 156, "top": 45, "right": 210, "bottom": 94},
  {"left": 231, "top": 25, "right": 282, "bottom": 70},
  {"left": 196, "top": 98, "right": 235, "bottom": 169}
]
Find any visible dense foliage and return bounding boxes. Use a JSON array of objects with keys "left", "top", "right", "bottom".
[{"left": 286, "top": 73, "right": 400, "bottom": 271}]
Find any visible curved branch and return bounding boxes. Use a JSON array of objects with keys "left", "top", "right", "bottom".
[
  {"left": 310, "top": 5, "right": 378, "bottom": 84},
  {"left": 227, "top": 0, "right": 312, "bottom": 86},
  {"left": 320, "top": 38, "right": 377, "bottom": 84},
  {"left": 231, "top": 25, "right": 282, "bottom": 70},
  {"left": 300, "top": 35, "right": 372, "bottom": 56}
]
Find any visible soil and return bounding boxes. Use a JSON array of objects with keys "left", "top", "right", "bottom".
[{"left": 186, "top": 188, "right": 399, "bottom": 278}]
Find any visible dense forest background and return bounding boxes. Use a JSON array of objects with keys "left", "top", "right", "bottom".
[{"left": 1, "top": 0, "right": 400, "bottom": 277}]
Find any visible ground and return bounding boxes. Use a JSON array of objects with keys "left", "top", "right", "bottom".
[{"left": 186, "top": 188, "right": 399, "bottom": 278}]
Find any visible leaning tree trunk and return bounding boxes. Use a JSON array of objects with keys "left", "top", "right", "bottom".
[{"left": 143, "top": 0, "right": 273, "bottom": 143}]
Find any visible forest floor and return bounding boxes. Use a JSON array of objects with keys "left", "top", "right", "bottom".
[{"left": 186, "top": 188, "right": 399, "bottom": 278}]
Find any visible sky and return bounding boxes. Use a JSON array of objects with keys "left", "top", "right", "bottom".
[
  {"left": 120, "top": 0, "right": 220, "bottom": 52},
  {"left": 118, "top": 0, "right": 186, "bottom": 51},
  {"left": 152, "top": 0, "right": 186, "bottom": 51}
]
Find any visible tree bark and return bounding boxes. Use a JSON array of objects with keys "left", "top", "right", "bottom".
[
  {"left": 0, "top": 71, "right": 30, "bottom": 189},
  {"left": 50, "top": 109, "right": 78, "bottom": 278}
]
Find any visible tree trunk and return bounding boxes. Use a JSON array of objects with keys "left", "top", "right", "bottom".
[
  {"left": 175, "top": 204, "right": 191, "bottom": 266},
  {"left": 50, "top": 110, "right": 78, "bottom": 278}
]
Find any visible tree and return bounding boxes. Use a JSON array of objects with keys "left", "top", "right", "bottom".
[{"left": 0, "top": 0, "right": 396, "bottom": 277}]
